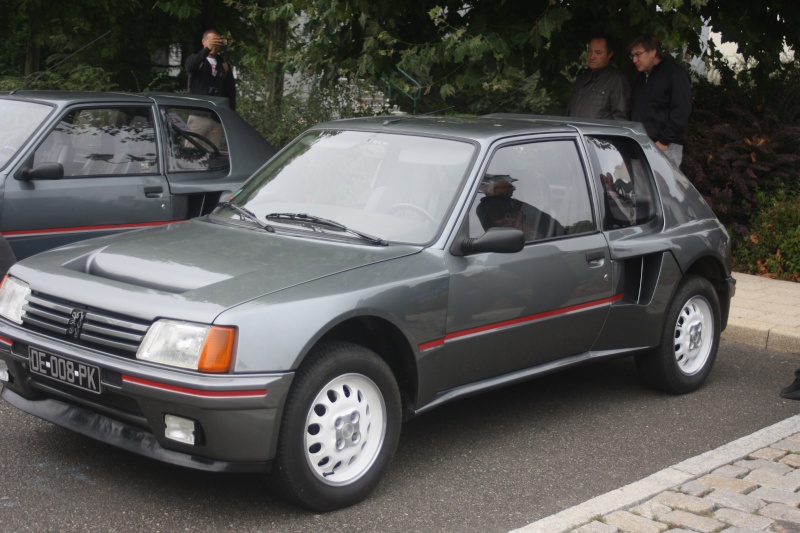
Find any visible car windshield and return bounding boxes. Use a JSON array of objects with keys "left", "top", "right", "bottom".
[
  {"left": 222, "top": 129, "right": 475, "bottom": 245},
  {"left": 0, "top": 99, "right": 53, "bottom": 171}
]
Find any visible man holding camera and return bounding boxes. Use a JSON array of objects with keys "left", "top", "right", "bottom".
[{"left": 185, "top": 29, "right": 235, "bottom": 147}]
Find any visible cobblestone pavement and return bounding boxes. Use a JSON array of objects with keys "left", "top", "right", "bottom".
[{"left": 568, "top": 434, "right": 800, "bottom": 533}]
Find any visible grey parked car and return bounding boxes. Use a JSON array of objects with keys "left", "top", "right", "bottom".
[
  {"left": 0, "top": 114, "right": 734, "bottom": 511},
  {"left": 0, "top": 91, "right": 275, "bottom": 260}
]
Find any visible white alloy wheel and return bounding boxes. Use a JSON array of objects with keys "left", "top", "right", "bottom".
[
  {"left": 304, "top": 373, "right": 387, "bottom": 486},
  {"left": 672, "top": 295, "right": 714, "bottom": 375},
  {"left": 634, "top": 275, "right": 722, "bottom": 394}
]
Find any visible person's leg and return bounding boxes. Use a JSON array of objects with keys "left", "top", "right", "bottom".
[
  {"left": 186, "top": 114, "right": 223, "bottom": 150},
  {"left": 186, "top": 114, "right": 212, "bottom": 138},
  {"left": 205, "top": 120, "right": 225, "bottom": 149}
]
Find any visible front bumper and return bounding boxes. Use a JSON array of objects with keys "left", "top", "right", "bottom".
[{"left": 0, "top": 327, "right": 294, "bottom": 473}]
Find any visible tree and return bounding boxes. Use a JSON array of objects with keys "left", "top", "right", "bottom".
[
  {"left": 225, "top": 0, "right": 297, "bottom": 111},
  {"left": 290, "top": 0, "right": 799, "bottom": 114},
  {"left": 2, "top": 0, "right": 798, "bottom": 116},
  {"left": 0, "top": 0, "right": 245, "bottom": 91},
  {"left": 700, "top": 0, "right": 800, "bottom": 86}
]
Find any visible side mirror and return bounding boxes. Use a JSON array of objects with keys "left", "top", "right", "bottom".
[
  {"left": 459, "top": 227, "right": 525, "bottom": 255},
  {"left": 16, "top": 162, "right": 64, "bottom": 181}
]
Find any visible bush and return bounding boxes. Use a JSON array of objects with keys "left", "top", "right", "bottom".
[
  {"left": 682, "top": 76, "right": 800, "bottom": 231},
  {"left": 0, "top": 65, "right": 116, "bottom": 92},
  {"left": 237, "top": 78, "right": 390, "bottom": 149},
  {"left": 731, "top": 190, "right": 800, "bottom": 281},
  {"left": 682, "top": 69, "right": 800, "bottom": 282}
]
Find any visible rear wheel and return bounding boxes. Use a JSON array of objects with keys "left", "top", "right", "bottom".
[
  {"left": 635, "top": 275, "right": 721, "bottom": 394},
  {"left": 271, "top": 341, "right": 401, "bottom": 511}
]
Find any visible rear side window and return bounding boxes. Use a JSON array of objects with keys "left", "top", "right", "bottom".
[
  {"left": 585, "top": 136, "right": 657, "bottom": 230},
  {"left": 163, "top": 107, "right": 229, "bottom": 172},
  {"left": 33, "top": 107, "right": 158, "bottom": 177}
]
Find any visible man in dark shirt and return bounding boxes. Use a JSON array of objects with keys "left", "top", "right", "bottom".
[
  {"left": 185, "top": 29, "right": 236, "bottom": 148},
  {"left": 566, "top": 34, "right": 630, "bottom": 120},
  {"left": 628, "top": 34, "right": 692, "bottom": 166}
]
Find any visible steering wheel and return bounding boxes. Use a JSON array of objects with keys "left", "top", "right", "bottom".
[
  {"left": 388, "top": 203, "right": 438, "bottom": 226},
  {"left": 171, "top": 124, "right": 221, "bottom": 157}
]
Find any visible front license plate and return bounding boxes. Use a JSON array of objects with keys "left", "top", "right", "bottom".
[{"left": 28, "top": 347, "right": 101, "bottom": 394}]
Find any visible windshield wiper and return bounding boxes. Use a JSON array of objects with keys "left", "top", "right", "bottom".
[
  {"left": 217, "top": 201, "right": 274, "bottom": 232},
  {"left": 266, "top": 212, "right": 387, "bottom": 246}
]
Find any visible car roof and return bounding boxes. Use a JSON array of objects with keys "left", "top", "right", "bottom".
[
  {"left": 311, "top": 113, "right": 648, "bottom": 143},
  {"left": 0, "top": 90, "right": 231, "bottom": 108}
]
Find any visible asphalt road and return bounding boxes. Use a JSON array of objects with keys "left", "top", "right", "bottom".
[{"left": 1, "top": 339, "right": 798, "bottom": 533}]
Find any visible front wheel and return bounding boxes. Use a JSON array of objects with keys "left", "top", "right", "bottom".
[
  {"left": 271, "top": 341, "right": 401, "bottom": 511},
  {"left": 635, "top": 275, "right": 721, "bottom": 394}
]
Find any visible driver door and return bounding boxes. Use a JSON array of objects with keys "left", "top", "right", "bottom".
[
  {"left": 1, "top": 105, "right": 171, "bottom": 259},
  {"left": 435, "top": 138, "right": 615, "bottom": 391}
]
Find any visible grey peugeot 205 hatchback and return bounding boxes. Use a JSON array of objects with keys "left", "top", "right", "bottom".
[{"left": 0, "top": 114, "right": 735, "bottom": 511}]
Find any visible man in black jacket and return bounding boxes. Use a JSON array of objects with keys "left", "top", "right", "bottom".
[
  {"left": 185, "top": 29, "right": 236, "bottom": 147},
  {"left": 628, "top": 34, "right": 692, "bottom": 166},
  {"left": 566, "top": 34, "right": 630, "bottom": 120}
]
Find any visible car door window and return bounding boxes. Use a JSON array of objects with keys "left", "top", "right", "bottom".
[
  {"left": 33, "top": 107, "right": 158, "bottom": 177},
  {"left": 467, "top": 139, "right": 595, "bottom": 241},
  {"left": 585, "top": 136, "right": 657, "bottom": 230},
  {"left": 163, "top": 107, "right": 230, "bottom": 172}
]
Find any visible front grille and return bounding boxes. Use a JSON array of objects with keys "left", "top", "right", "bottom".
[{"left": 22, "top": 292, "right": 151, "bottom": 356}]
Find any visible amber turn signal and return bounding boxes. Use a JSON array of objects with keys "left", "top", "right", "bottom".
[{"left": 198, "top": 326, "right": 236, "bottom": 373}]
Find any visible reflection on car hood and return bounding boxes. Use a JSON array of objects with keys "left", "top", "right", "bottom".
[{"left": 14, "top": 219, "right": 421, "bottom": 317}]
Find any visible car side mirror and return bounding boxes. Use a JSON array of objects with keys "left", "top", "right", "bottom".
[
  {"left": 459, "top": 227, "right": 525, "bottom": 255},
  {"left": 16, "top": 162, "right": 64, "bottom": 181}
]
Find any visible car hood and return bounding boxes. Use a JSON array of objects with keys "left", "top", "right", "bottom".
[{"left": 12, "top": 219, "right": 422, "bottom": 322}]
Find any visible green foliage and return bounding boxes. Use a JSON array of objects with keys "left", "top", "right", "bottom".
[
  {"left": 0, "top": 0, "right": 240, "bottom": 93},
  {"left": 152, "top": 0, "right": 203, "bottom": 18},
  {"left": 3, "top": 0, "right": 799, "bottom": 118},
  {"left": 237, "top": 78, "right": 387, "bottom": 149},
  {"left": 731, "top": 191, "right": 800, "bottom": 281},
  {"left": 294, "top": 0, "right": 710, "bottom": 114},
  {"left": 699, "top": 0, "right": 800, "bottom": 87},
  {"left": 0, "top": 66, "right": 116, "bottom": 91}
]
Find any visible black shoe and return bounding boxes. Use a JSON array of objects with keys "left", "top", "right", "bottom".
[{"left": 780, "top": 380, "right": 800, "bottom": 400}]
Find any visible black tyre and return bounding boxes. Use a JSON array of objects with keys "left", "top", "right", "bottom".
[
  {"left": 272, "top": 341, "right": 401, "bottom": 511},
  {"left": 635, "top": 275, "right": 721, "bottom": 394}
]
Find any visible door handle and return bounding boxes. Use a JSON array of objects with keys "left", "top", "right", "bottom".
[
  {"left": 143, "top": 186, "right": 163, "bottom": 198},
  {"left": 586, "top": 250, "right": 606, "bottom": 266}
]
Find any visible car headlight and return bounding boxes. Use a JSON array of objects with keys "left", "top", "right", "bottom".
[
  {"left": 137, "top": 319, "right": 236, "bottom": 373},
  {"left": 0, "top": 276, "right": 31, "bottom": 325}
]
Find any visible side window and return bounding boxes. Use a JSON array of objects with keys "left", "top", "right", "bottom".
[
  {"left": 33, "top": 107, "right": 158, "bottom": 177},
  {"left": 585, "top": 136, "right": 657, "bottom": 230},
  {"left": 163, "top": 107, "right": 229, "bottom": 172},
  {"left": 467, "top": 140, "right": 595, "bottom": 241}
]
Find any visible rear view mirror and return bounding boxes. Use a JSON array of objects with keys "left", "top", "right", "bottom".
[
  {"left": 458, "top": 227, "right": 525, "bottom": 256},
  {"left": 16, "top": 162, "right": 64, "bottom": 181}
]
